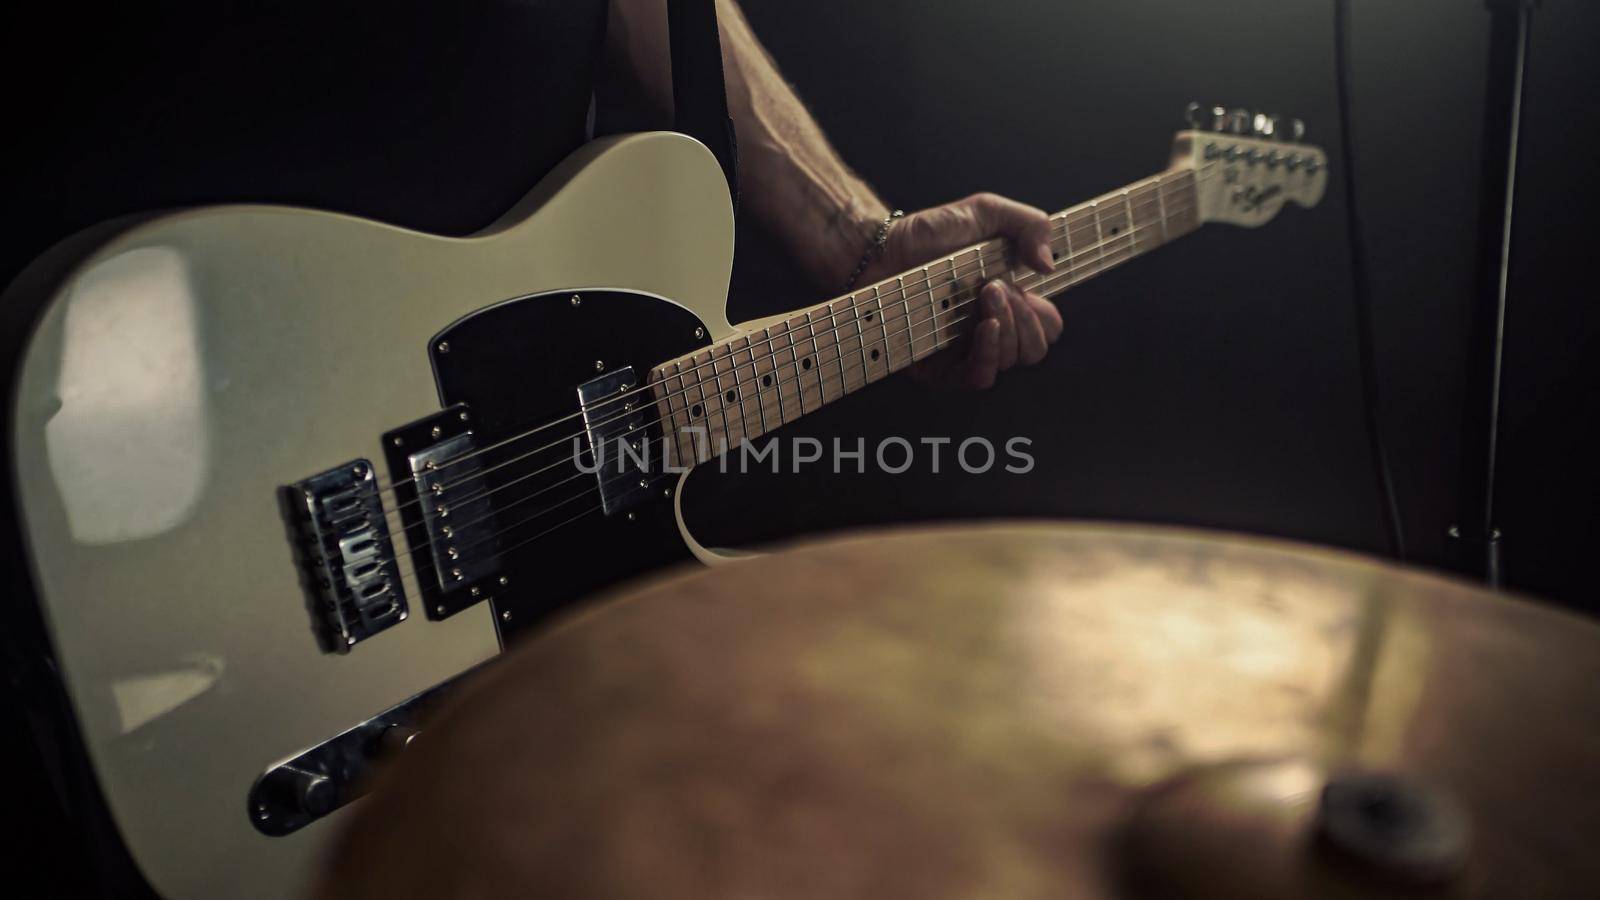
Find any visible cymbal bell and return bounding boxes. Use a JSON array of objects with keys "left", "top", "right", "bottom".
[
  {"left": 1114, "top": 758, "right": 1474, "bottom": 900},
  {"left": 312, "top": 523, "right": 1600, "bottom": 899}
]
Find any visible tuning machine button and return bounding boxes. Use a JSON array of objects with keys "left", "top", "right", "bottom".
[
  {"left": 1226, "top": 108, "right": 1251, "bottom": 135},
  {"left": 1210, "top": 105, "right": 1229, "bottom": 132},
  {"left": 1185, "top": 101, "right": 1204, "bottom": 129},
  {"left": 1252, "top": 113, "right": 1279, "bottom": 139},
  {"left": 1288, "top": 118, "right": 1307, "bottom": 143}
]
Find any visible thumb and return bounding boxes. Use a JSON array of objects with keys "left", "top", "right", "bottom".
[{"left": 968, "top": 193, "right": 1054, "bottom": 273}]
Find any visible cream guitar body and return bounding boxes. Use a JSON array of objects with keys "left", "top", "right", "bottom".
[
  {"left": 2, "top": 124, "right": 1326, "bottom": 898},
  {"left": 7, "top": 132, "right": 738, "bottom": 899}
]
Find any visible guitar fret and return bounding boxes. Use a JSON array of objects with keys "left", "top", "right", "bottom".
[
  {"left": 875, "top": 285, "right": 892, "bottom": 377},
  {"left": 833, "top": 295, "right": 867, "bottom": 394},
  {"left": 709, "top": 343, "right": 747, "bottom": 449},
  {"left": 798, "top": 310, "right": 825, "bottom": 409},
  {"left": 733, "top": 334, "right": 774, "bottom": 438},
  {"left": 942, "top": 256, "right": 962, "bottom": 350},
  {"left": 912, "top": 265, "right": 937, "bottom": 360},
  {"left": 810, "top": 306, "right": 843, "bottom": 404},
  {"left": 825, "top": 301, "right": 849, "bottom": 400},
  {"left": 857, "top": 288, "right": 888, "bottom": 385},
  {"left": 767, "top": 321, "right": 804, "bottom": 420},
  {"left": 896, "top": 275, "right": 916, "bottom": 365},
  {"left": 1101, "top": 193, "right": 1133, "bottom": 268},
  {"left": 1154, "top": 173, "right": 1170, "bottom": 241},
  {"left": 1091, "top": 201, "right": 1106, "bottom": 274},
  {"left": 690, "top": 352, "right": 719, "bottom": 464},
  {"left": 758, "top": 326, "right": 792, "bottom": 425},
  {"left": 668, "top": 361, "right": 694, "bottom": 466}
]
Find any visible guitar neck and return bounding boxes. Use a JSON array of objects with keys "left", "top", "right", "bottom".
[{"left": 650, "top": 167, "right": 1202, "bottom": 467}]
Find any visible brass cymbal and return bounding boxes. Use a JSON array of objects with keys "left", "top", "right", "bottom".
[{"left": 313, "top": 524, "right": 1600, "bottom": 899}]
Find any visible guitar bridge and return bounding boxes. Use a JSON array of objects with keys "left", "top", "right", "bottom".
[{"left": 287, "top": 460, "right": 408, "bottom": 652}]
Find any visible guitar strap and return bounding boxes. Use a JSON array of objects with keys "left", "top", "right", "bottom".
[{"left": 667, "top": 0, "right": 740, "bottom": 212}]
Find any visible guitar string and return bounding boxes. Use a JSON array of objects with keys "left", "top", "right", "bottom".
[
  {"left": 327, "top": 211, "right": 1174, "bottom": 564},
  {"left": 334, "top": 173, "right": 1228, "bottom": 537},
  {"left": 344, "top": 161, "right": 1231, "bottom": 504},
  {"left": 333, "top": 149, "right": 1318, "bottom": 605},
  {"left": 359, "top": 209, "right": 1198, "bottom": 599},
  {"left": 332, "top": 190, "right": 1214, "bottom": 554},
  {"left": 358, "top": 146, "right": 1301, "bottom": 508},
  {"left": 327, "top": 197, "right": 1202, "bottom": 554},
  {"left": 325, "top": 148, "right": 1308, "bottom": 552}
]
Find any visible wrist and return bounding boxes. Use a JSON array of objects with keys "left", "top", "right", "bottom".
[
  {"left": 820, "top": 195, "right": 888, "bottom": 285},
  {"left": 841, "top": 208, "right": 904, "bottom": 291}
]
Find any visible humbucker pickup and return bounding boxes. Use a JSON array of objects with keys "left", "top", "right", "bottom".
[
  {"left": 384, "top": 405, "right": 504, "bottom": 621},
  {"left": 287, "top": 460, "right": 408, "bottom": 651}
]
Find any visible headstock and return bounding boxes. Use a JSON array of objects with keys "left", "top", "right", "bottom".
[{"left": 1172, "top": 103, "right": 1329, "bottom": 228}]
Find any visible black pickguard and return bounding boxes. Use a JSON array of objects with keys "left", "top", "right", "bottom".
[{"left": 421, "top": 288, "right": 712, "bottom": 642}]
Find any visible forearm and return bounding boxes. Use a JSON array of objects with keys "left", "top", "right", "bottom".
[
  {"left": 715, "top": 2, "right": 889, "bottom": 288},
  {"left": 607, "top": 0, "right": 889, "bottom": 289}
]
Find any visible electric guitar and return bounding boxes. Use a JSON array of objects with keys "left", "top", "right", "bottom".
[{"left": 2, "top": 113, "right": 1326, "bottom": 899}]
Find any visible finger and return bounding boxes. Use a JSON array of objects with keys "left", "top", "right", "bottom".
[
  {"left": 1007, "top": 283, "right": 1049, "bottom": 366},
  {"left": 970, "top": 193, "right": 1054, "bottom": 273},
  {"left": 963, "top": 318, "right": 1002, "bottom": 390},
  {"left": 1026, "top": 291, "right": 1064, "bottom": 343},
  {"left": 983, "top": 280, "right": 1019, "bottom": 370}
]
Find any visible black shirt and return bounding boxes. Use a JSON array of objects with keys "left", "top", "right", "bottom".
[{"left": 2, "top": 0, "right": 609, "bottom": 288}]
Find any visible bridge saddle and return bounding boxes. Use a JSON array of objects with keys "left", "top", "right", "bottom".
[{"left": 286, "top": 460, "right": 408, "bottom": 651}]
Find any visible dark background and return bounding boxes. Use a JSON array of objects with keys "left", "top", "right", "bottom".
[
  {"left": 686, "top": 0, "right": 1600, "bottom": 614},
  {"left": 6, "top": 0, "right": 1599, "bottom": 892}
]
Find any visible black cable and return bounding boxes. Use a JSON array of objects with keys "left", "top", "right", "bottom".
[{"left": 1334, "top": 0, "right": 1408, "bottom": 560}]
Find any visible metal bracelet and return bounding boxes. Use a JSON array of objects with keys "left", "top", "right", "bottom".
[{"left": 843, "top": 209, "right": 904, "bottom": 291}]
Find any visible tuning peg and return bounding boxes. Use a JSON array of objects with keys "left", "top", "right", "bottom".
[
  {"left": 1226, "top": 108, "right": 1251, "bottom": 135},
  {"left": 1252, "top": 113, "right": 1279, "bottom": 139},
  {"left": 1288, "top": 118, "right": 1307, "bottom": 143}
]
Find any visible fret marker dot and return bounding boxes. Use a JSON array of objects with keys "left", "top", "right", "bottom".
[
  {"left": 941, "top": 299, "right": 950, "bottom": 310},
  {"left": 871, "top": 349, "right": 881, "bottom": 361},
  {"left": 690, "top": 404, "right": 703, "bottom": 417},
  {"left": 865, "top": 313, "right": 874, "bottom": 322},
  {"left": 1110, "top": 226, "right": 1120, "bottom": 235},
  {"left": 762, "top": 374, "right": 773, "bottom": 388},
  {"left": 802, "top": 357, "right": 813, "bottom": 370},
  {"left": 725, "top": 390, "right": 736, "bottom": 402}
]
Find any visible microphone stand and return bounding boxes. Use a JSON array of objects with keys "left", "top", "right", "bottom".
[{"left": 1447, "top": 0, "right": 1538, "bottom": 586}]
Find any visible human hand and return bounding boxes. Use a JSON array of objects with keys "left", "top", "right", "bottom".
[{"left": 859, "top": 193, "right": 1064, "bottom": 389}]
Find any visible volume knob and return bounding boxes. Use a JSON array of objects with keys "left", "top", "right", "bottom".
[
  {"left": 376, "top": 724, "right": 422, "bottom": 756},
  {"left": 267, "top": 765, "right": 339, "bottom": 818}
]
